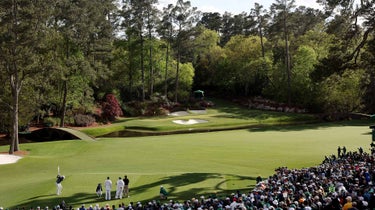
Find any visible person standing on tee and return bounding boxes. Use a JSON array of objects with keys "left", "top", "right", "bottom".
[
  {"left": 123, "top": 175, "right": 130, "bottom": 197},
  {"left": 115, "top": 177, "right": 125, "bottom": 199},
  {"left": 104, "top": 177, "right": 112, "bottom": 200}
]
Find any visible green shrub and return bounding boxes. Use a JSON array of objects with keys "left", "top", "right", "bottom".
[
  {"left": 74, "top": 114, "right": 96, "bottom": 127},
  {"left": 43, "top": 117, "right": 60, "bottom": 127}
]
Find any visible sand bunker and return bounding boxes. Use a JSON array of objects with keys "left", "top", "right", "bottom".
[
  {"left": 172, "top": 119, "right": 208, "bottom": 125},
  {"left": 0, "top": 154, "right": 23, "bottom": 165}
]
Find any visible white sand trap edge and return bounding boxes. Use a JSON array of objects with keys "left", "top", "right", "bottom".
[
  {"left": 172, "top": 119, "right": 208, "bottom": 125},
  {"left": 0, "top": 154, "right": 23, "bottom": 165}
]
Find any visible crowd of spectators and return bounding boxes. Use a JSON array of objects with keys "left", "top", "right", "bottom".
[{"left": 4, "top": 147, "right": 375, "bottom": 210}]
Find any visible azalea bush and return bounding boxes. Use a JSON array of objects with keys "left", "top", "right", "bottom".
[{"left": 101, "top": 94, "right": 123, "bottom": 121}]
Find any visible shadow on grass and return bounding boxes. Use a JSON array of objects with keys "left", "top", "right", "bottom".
[
  {"left": 130, "top": 173, "right": 256, "bottom": 200},
  {"left": 10, "top": 173, "right": 257, "bottom": 209}
]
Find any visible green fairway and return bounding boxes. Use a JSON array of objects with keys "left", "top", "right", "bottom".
[{"left": 0, "top": 123, "right": 371, "bottom": 209}]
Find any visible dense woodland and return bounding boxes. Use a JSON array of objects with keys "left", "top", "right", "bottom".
[{"left": 0, "top": 0, "right": 374, "bottom": 153}]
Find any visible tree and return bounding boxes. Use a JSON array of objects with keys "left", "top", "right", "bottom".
[
  {"left": 175, "top": 62, "right": 195, "bottom": 100},
  {"left": 251, "top": 3, "right": 269, "bottom": 58},
  {"left": 199, "top": 12, "right": 222, "bottom": 33},
  {"left": 51, "top": 0, "right": 115, "bottom": 127},
  {"left": 224, "top": 35, "right": 271, "bottom": 96},
  {"left": 320, "top": 70, "right": 364, "bottom": 119},
  {"left": 361, "top": 38, "right": 375, "bottom": 113},
  {"left": 192, "top": 27, "right": 220, "bottom": 90},
  {"left": 292, "top": 28, "right": 334, "bottom": 109},
  {"left": 220, "top": 12, "right": 256, "bottom": 46},
  {"left": 0, "top": 0, "right": 52, "bottom": 154},
  {"left": 158, "top": 4, "right": 175, "bottom": 98},
  {"left": 290, "top": 45, "right": 318, "bottom": 106},
  {"left": 124, "top": 0, "right": 162, "bottom": 100},
  {"left": 171, "top": 0, "right": 198, "bottom": 102},
  {"left": 144, "top": 0, "right": 160, "bottom": 97},
  {"left": 270, "top": 0, "right": 296, "bottom": 106},
  {"left": 120, "top": 0, "right": 152, "bottom": 101},
  {"left": 318, "top": 0, "right": 375, "bottom": 65}
]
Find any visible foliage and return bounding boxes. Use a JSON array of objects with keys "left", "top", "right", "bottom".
[
  {"left": 319, "top": 70, "right": 364, "bottom": 119},
  {"left": 123, "top": 98, "right": 171, "bottom": 117},
  {"left": 224, "top": 35, "right": 271, "bottom": 96},
  {"left": 289, "top": 45, "right": 318, "bottom": 107},
  {"left": 102, "top": 94, "right": 123, "bottom": 121},
  {"left": 73, "top": 114, "right": 96, "bottom": 127},
  {"left": 361, "top": 38, "right": 375, "bottom": 113},
  {"left": 123, "top": 101, "right": 148, "bottom": 117},
  {"left": 43, "top": 117, "right": 60, "bottom": 127},
  {"left": 174, "top": 62, "right": 195, "bottom": 101}
]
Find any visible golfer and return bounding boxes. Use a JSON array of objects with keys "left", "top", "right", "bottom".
[
  {"left": 115, "top": 177, "right": 125, "bottom": 199},
  {"left": 56, "top": 174, "right": 65, "bottom": 195},
  {"left": 104, "top": 177, "right": 112, "bottom": 200}
]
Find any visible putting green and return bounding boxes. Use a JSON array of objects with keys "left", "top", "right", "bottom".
[{"left": 0, "top": 123, "right": 371, "bottom": 209}]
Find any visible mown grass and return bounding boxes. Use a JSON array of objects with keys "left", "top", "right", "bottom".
[{"left": 0, "top": 122, "right": 372, "bottom": 209}]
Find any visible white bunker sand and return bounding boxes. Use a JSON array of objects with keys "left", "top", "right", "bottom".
[
  {"left": 173, "top": 119, "right": 208, "bottom": 125},
  {"left": 0, "top": 154, "right": 23, "bottom": 165},
  {"left": 170, "top": 110, "right": 208, "bottom": 125}
]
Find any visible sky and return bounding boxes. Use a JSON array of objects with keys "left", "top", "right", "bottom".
[{"left": 158, "top": 0, "right": 323, "bottom": 14}]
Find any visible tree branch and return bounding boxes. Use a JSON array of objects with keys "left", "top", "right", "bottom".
[{"left": 346, "top": 26, "right": 374, "bottom": 64}]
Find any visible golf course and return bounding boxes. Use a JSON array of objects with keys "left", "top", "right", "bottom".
[{"left": 0, "top": 99, "right": 372, "bottom": 209}]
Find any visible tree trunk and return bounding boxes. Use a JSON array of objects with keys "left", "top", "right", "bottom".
[
  {"left": 149, "top": 42, "right": 154, "bottom": 96},
  {"left": 283, "top": 4, "right": 292, "bottom": 106},
  {"left": 245, "top": 82, "right": 249, "bottom": 96},
  {"left": 148, "top": 18, "right": 154, "bottom": 97},
  {"left": 128, "top": 36, "right": 134, "bottom": 100},
  {"left": 140, "top": 32, "right": 145, "bottom": 101},
  {"left": 60, "top": 80, "right": 67, "bottom": 127},
  {"left": 164, "top": 43, "right": 169, "bottom": 97},
  {"left": 258, "top": 17, "right": 265, "bottom": 58},
  {"left": 9, "top": 74, "right": 20, "bottom": 154},
  {"left": 174, "top": 51, "right": 180, "bottom": 103}
]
